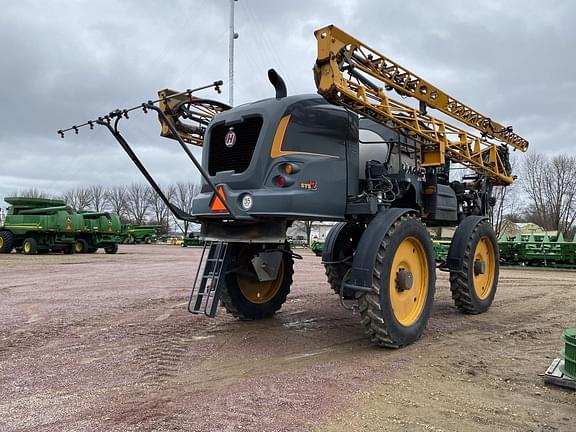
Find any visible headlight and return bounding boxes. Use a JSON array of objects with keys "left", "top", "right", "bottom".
[{"left": 240, "top": 194, "right": 253, "bottom": 210}]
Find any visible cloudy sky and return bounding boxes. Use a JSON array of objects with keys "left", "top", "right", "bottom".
[{"left": 1, "top": 0, "right": 574, "bottom": 206}]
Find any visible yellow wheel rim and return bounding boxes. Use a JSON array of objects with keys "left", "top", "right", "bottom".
[
  {"left": 238, "top": 259, "right": 285, "bottom": 304},
  {"left": 23, "top": 241, "right": 31, "bottom": 254},
  {"left": 473, "top": 236, "right": 496, "bottom": 300},
  {"left": 75, "top": 242, "right": 83, "bottom": 253},
  {"left": 389, "top": 236, "right": 428, "bottom": 326},
  {"left": 0, "top": 237, "right": 4, "bottom": 249}
]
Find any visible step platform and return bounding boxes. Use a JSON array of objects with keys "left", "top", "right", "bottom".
[{"left": 544, "top": 358, "right": 576, "bottom": 390}]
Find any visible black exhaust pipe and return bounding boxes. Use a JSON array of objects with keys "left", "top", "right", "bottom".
[{"left": 268, "top": 69, "right": 287, "bottom": 99}]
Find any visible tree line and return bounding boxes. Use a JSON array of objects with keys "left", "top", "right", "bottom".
[
  {"left": 8, "top": 152, "right": 576, "bottom": 240},
  {"left": 10, "top": 182, "right": 200, "bottom": 235},
  {"left": 492, "top": 152, "right": 576, "bottom": 240}
]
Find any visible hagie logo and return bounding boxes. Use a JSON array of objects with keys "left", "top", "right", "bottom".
[{"left": 224, "top": 128, "right": 236, "bottom": 148}]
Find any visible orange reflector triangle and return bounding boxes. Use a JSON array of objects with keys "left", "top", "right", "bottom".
[{"left": 210, "top": 186, "right": 228, "bottom": 213}]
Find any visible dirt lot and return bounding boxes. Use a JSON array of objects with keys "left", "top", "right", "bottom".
[{"left": 0, "top": 245, "right": 575, "bottom": 431}]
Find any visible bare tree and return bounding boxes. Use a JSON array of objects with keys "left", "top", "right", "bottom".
[
  {"left": 105, "top": 185, "right": 128, "bottom": 219},
  {"left": 147, "top": 184, "right": 175, "bottom": 234},
  {"left": 491, "top": 158, "right": 520, "bottom": 238},
  {"left": 89, "top": 184, "right": 106, "bottom": 212},
  {"left": 125, "top": 183, "right": 151, "bottom": 224},
  {"left": 64, "top": 187, "right": 92, "bottom": 211},
  {"left": 292, "top": 220, "right": 313, "bottom": 246},
  {"left": 12, "top": 188, "right": 50, "bottom": 199},
  {"left": 521, "top": 153, "right": 576, "bottom": 236},
  {"left": 172, "top": 182, "right": 200, "bottom": 236}
]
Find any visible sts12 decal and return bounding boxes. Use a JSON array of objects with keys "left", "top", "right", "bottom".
[{"left": 300, "top": 181, "right": 318, "bottom": 191}]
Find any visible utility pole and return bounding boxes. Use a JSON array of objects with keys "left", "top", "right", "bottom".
[{"left": 229, "top": 0, "right": 239, "bottom": 106}]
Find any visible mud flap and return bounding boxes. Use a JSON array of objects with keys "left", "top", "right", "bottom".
[
  {"left": 446, "top": 216, "right": 488, "bottom": 272},
  {"left": 347, "top": 208, "right": 413, "bottom": 292}
]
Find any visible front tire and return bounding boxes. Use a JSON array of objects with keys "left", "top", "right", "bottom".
[
  {"left": 0, "top": 231, "right": 15, "bottom": 253},
  {"left": 221, "top": 244, "right": 294, "bottom": 320},
  {"left": 449, "top": 220, "right": 499, "bottom": 314},
  {"left": 75, "top": 239, "right": 89, "bottom": 254},
  {"left": 105, "top": 243, "right": 119, "bottom": 254},
  {"left": 22, "top": 237, "right": 38, "bottom": 255},
  {"left": 358, "top": 214, "right": 436, "bottom": 348}
]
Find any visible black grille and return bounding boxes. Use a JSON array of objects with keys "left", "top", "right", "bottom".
[{"left": 208, "top": 117, "right": 263, "bottom": 175}]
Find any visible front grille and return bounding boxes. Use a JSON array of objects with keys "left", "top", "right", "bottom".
[{"left": 208, "top": 117, "right": 263, "bottom": 176}]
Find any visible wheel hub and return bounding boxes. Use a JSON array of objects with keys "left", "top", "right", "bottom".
[
  {"left": 472, "top": 236, "right": 496, "bottom": 300},
  {"left": 396, "top": 269, "right": 414, "bottom": 291},
  {"left": 389, "top": 236, "right": 429, "bottom": 327},
  {"left": 474, "top": 260, "right": 486, "bottom": 275},
  {"left": 238, "top": 251, "right": 285, "bottom": 304}
]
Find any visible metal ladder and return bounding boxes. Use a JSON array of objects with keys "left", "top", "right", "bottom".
[{"left": 188, "top": 241, "right": 229, "bottom": 317}]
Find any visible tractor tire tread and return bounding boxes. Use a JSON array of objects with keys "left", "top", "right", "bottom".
[
  {"left": 357, "top": 214, "right": 419, "bottom": 348},
  {"left": 0, "top": 230, "right": 15, "bottom": 254},
  {"left": 220, "top": 249, "right": 294, "bottom": 320},
  {"left": 325, "top": 264, "right": 355, "bottom": 300},
  {"left": 449, "top": 219, "right": 495, "bottom": 314}
]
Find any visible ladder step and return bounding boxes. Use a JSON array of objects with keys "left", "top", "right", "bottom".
[{"left": 188, "top": 241, "right": 230, "bottom": 317}]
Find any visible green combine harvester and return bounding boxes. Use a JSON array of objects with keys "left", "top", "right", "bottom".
[
  {"left": 75, "top": 212, "right": 123, "bottom": 254},
  {"left": 122, "top": 224, "right": 162, "bottom": 244},
  {"left": 0, "top": 197, "right": 81, "bottom": 254},
  {"left": 310, "top": 240, "right": 324, "bottom": 257},
  {"left": 181, "top": 232, "right": 204, "bottom": 247},
  {"left": 309, "top": 234, "right": 576, "bottom": 269},
  {"left": 432, "top": 233, "right": 576, "bottom": 268},
  {"left": 498, "top": 233, "right": 576, "bottom": 268}
]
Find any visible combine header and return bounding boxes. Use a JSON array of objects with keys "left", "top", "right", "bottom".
[{"left": 60, "top": 25, "right": 528, "bottom": 347}]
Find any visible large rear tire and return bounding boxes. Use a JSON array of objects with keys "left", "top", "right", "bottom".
[
  {"left": 449, "top": 219, "right": 499, "bottom": 314},
  {"left": 221, "top": 244, "right": 294, "bottom": 320},
  {"left": 358, "top": 214, "right": 436, "bottom": 348},
  {"left": 0, "top": 231, "right": 15, "bottom": 253}
]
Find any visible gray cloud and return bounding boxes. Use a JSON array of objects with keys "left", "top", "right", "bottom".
[{"left": 1, "top": 0, "right": 574, "bottom": 205}]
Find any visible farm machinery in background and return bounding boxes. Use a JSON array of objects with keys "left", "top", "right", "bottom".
[
  {"left": 498, "top": 233, "right": 576, "bottom": 267},
  {"left": 75, "top": 211, "right": 123, "bottom": 254},
  {"left": 60, "top": 25, "right": 529, "bottom": 347},
  {"left": 433, "top": 232, "right": 576, "bottom": 268},
  {"left": 0, "top": 197, "right": 123, "bottom": 254},
  {"left": 313, "top": 234, "right": 576, "bottom": 269},
  {"left": 121, "top": 224, "right": 162, "bottom": 244},
  {"left": 181, "top": 232, "right": 205, "bottom": 247}
]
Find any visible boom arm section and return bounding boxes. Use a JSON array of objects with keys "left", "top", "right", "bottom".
[
  {"left": 314, "top": 25, "right": 528, "bottom": 185},
  {"left": 158, "top": 90, "right": 231, "bottom": 146}
]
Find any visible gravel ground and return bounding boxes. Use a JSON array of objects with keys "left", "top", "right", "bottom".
[{"left": 0, "top": 245, "right": 575, "bottom": 431}]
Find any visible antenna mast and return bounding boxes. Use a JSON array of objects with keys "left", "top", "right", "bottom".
[{"left": 229, "top": 0, "right": 239, "bottom": 106}]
